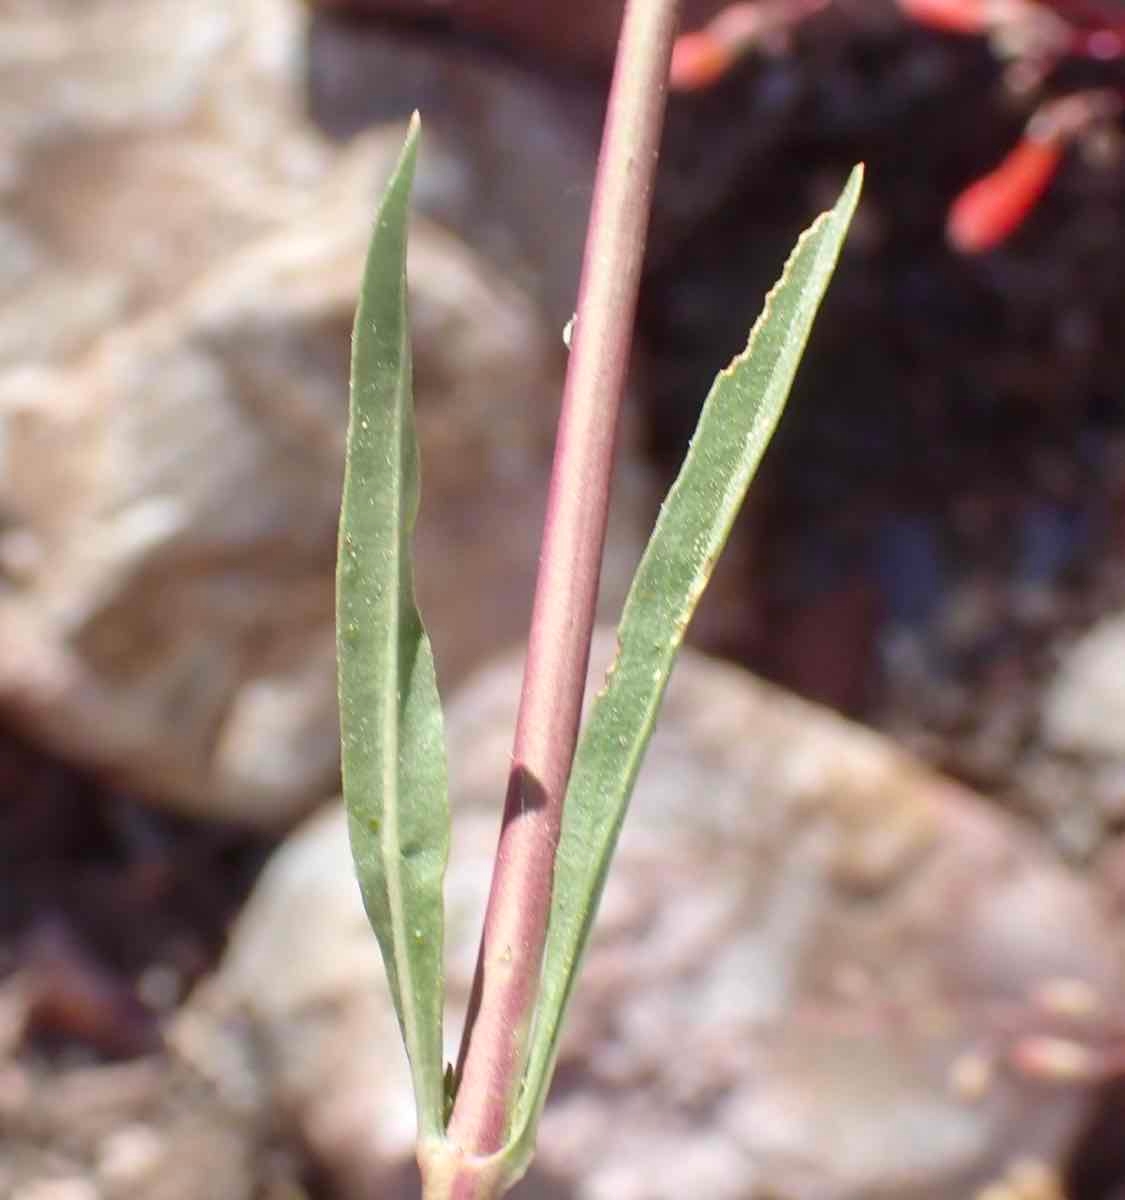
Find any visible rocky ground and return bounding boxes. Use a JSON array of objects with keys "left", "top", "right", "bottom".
[{"left": 3, "top": 0, "right": 1125, "bottom": 1197}]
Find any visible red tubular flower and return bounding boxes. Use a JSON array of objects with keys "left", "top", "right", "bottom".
[
  {"left": 946, "top": 134, "right": 1065, "bottom": 253},
  {"left": 896, "top": 0, "right": 989, "bottom": 34},
  {"left": 670, "top": 0, "right": 828, "bottom": 91},
  {"left": 670, "top": 29, "right": 735, "bottom": 90}
]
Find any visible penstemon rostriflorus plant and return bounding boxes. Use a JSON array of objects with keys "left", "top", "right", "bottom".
[{"left": 336, "top": 2, "right": 861, "bottom": 1197}]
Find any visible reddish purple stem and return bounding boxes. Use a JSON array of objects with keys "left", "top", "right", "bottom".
[{"left": 444, "top": 0, "right": 683, "bottom": 1169}]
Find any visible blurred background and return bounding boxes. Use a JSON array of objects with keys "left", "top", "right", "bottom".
[{"left": 3, "top": 0, "right": 1125, "bottom": 1197}]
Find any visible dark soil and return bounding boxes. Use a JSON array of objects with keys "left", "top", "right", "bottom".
[
  {"left": 0, "top": 729, "right": 271, "bottom": 1060},
  {"left": 642, "top": 8, "right": 1125, "bottom": 860}
]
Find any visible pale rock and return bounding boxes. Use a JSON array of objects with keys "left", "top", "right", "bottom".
[
  {"left": 186, "top": 638, "right": 1120, "bottom": 1199},
  {"left": 1042, "top": 614, "right": 1125, "bottom": 760},
  {"left": 0, "top": 1052, "right": 263, "bottom": 1200},
  {"left": 0, "top": 142, "right": 562, "bottom": 825},
  {"left": 0, "top": 0, "right": 645, "bottom": 826},
  {"left": 0, "top": 0, "right": 318, "bottom": 367}
]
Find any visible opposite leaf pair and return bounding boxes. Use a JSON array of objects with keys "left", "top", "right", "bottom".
[{"left": 337, "top": 115, "right": 860, "bottom": 1199}]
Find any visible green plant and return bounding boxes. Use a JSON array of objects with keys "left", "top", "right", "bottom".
[{"left": 336, "top": 2, "right": 861, "bottom": 1196}]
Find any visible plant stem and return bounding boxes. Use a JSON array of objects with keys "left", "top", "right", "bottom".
[{"left": 444, "top": 0, "right": 682, "bottom": 1172}]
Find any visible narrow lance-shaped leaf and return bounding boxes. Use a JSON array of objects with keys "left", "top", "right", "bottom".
[
  {"left": 500, "top": 165, "right": 864, "bottom": 1178},
  {"left": 337, "top": 114, "right": 450, "bottom": 1143}
]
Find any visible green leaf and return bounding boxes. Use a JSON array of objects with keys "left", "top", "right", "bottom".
[
  {"left": 337, "top": 113, "right": 450, "bottom": 1142},
  {"left": 502, "top": 164, "right": 864, "bottom": 1177}
]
